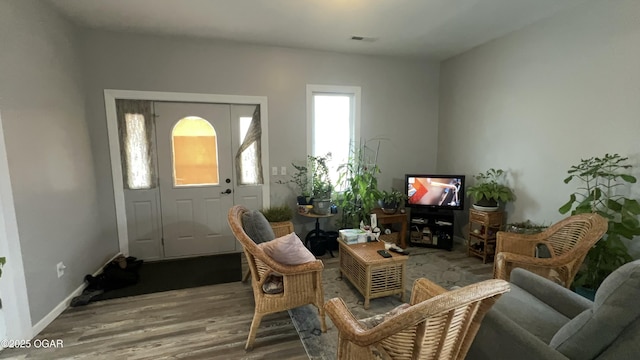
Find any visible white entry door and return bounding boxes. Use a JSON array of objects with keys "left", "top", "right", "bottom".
[
  {"left": 154, "top": 102, "right": 236, "bottom": 258},
  {"left": 122, "top": 101, "right": 265, "bottom": 260}
]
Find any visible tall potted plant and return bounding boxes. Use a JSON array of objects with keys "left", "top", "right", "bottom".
[
  {"left": 335, "top": 141, "right": 381, "bottom": 228},
  {"left": 309, "top": 153, "right": 333, "bottom": 215},
  {"left": 466, "top": 168, "right": 515, "bottom": 209},
  {"left": 559, "top": 153, "right": 640, "bottom": 295}
]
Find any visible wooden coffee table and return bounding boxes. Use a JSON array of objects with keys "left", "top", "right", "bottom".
[{"left": 338, "top": 240, "right": 408, "bottom": 309}]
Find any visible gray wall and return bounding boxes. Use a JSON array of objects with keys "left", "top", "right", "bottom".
[
  {"left": 79, "top": 30, "right": 441, "bottom": 234},
  {"left": 0, "top": 0, "right": 109, "bottom": 325},
  {"left": 438, "top": 0, "right": 640, "bottom": 254},
  {"left": 1, "top": 2, "right": 441, "bottom": 328},
  {"left": 11, "top": 0, "right": 636, "bottom": 331}
]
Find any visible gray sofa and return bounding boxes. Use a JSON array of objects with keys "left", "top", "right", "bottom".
[{"left": 467, "top": 260, "right": 640, "bottom": 359}]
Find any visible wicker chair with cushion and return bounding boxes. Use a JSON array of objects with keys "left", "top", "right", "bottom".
[
  {"left": 324, "top": 277, "right": 510, "bottom": 360},
  {"left": 228, "top": 205, "right": 326, "bottom": 350},
  {"left": 494, "top": 213, "right": 607, "bottom": 289}
]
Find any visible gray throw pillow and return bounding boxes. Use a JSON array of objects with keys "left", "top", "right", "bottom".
[
  {"left": 549, "top": 260, "right": 640, "bottom": 359},
  {"left": 242, "top": 210, "right": 276, "bottom": 244}
]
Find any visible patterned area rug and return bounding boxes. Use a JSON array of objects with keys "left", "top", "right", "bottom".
[{"left": 289, "top": 243, "right": 493, "bottom": 360}]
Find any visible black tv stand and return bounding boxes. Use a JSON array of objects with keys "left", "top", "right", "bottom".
[{"left": 408, "top": 208, "right": 454, "bottom": 251}]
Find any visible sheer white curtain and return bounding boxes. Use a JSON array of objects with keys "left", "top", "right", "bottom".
[
  {"left": 235, "top": 105, "right": 263, "bottom": 185},
  {"left": 116, "top": 99, "right": 156, "bottom": 189}
]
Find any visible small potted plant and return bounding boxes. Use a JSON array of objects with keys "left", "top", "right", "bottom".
[
  {"left": 277, "top": 160, "right": 311, "bottom": 205},
  {"left": 377, "top": 189, "right": 407, "bottom": 214},
  {"left": 260, "top": 204, "right": 294, "bottom": 237},
  {"left": 466, "top": 168, "right": 515, "bottom": 210},
  {"left": 506, "top": 220, "right": 548, "bottom": 234},
  {"left": 261, "top": 204, "right": 293, "bottom": 223}
]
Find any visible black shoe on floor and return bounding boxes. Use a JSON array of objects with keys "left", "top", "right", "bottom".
[{"left": 70, "top": 289, "right": 104, "bottom": 307}]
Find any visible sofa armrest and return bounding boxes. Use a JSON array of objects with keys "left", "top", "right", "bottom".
[
  {"left": 468, "top": 310, "right": 570, "bottom": 360},
  {"left": 510, "top": 268, "right": 592, "bottom": 318}
]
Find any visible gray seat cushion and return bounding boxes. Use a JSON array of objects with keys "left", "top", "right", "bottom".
[
  {"left": 492, "top": 282, "right": 570, "bottom": 344},
  {"left": 242, "top": 210, "right": 275, "bottom": 244},
  {"left": 549, "top": 259, "right": 640, "bottom": 359}
]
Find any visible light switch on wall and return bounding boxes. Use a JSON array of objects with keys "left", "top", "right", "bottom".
[
  {"left": 281, "top": 166, "right": 287, "bottom": 175},
  {"left": 272, "top": 166, "right": 278, "bottom": 176}
]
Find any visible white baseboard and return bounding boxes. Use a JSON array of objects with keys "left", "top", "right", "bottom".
[{"left": 31, "top": 253, "right": 122, "bottom": 337}]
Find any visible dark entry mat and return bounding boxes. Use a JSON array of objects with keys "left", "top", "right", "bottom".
[{"left": 90, "top": 252, "right": 242, "bottom": 301}]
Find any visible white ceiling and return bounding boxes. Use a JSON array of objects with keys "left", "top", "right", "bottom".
[{"left": 48, "top": 0, "right": 589, "bottom": 60}]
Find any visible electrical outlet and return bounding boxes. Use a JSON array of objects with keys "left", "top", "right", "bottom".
[
  {"left": 281, "top": 166, "right": 287, "bottom": 175},
  {"left": 272, "top": 166, "right": 278, "bottom": 176},
  {"left": 56, "top": 262, "right": 66, "bottom": 278}
]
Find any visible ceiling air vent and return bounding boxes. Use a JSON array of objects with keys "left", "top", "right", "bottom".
[{"left": 350, "top": 36, "right": 377, "bottom": 42}]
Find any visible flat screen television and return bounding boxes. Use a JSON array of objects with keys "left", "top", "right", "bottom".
[{"left": 405, "top": 174, "right": 465, "bottom": 211}]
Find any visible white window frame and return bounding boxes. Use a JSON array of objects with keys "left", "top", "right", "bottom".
[{"left": 306, "top": 84, "right": 361, "bottom": 164}]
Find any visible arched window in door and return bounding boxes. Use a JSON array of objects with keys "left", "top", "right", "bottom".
[{"left": 172, "top": 117, "right": 219, "bottom": 186}]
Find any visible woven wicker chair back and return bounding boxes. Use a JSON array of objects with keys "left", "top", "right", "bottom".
[
  {"left": 494, "top": 213, "right": 607, "bottom": 288},
  {"left": 547, "top": 219, "right": 592, "bottom": 256},
  {"left": 270, "top": 221, "right": 295, "bottom": 238},
  {"left": 326, "top": 278, "right": 510, "bottom": 360}
]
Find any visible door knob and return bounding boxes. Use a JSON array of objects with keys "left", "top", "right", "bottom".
[{"left": 221, "top": 188, "right": 232, "bottom": 194}]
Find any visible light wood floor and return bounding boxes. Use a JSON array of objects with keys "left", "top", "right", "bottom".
[
  {"left": 1, "top": 280, "right": 307, "bottom": 360},
  {"left": 1, "top": 243, "right": 492, "bottom": 360}
]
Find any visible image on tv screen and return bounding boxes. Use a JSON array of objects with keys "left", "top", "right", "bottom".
[{"left": 407, "top": 177, "right": 463, "bottom": 207}]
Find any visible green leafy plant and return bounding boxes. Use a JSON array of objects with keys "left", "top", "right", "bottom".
[
  {"left": 559, "top": 153, "right": 640, "bottom": 290},
  {"left": 277, "top": 153, "right": 333, "bottom": 201},
  {"left": 335, "top": 141, "right": 381, "bottom": 228},
  {"left": 466, "top": 168, "right": 515, "bottom": 206},
  {"left": 260, "top": 204, "right": 293, "bottom": 222},
  {"left": 378, "top": 189, "right": 407, "bottom": 208},
  {"left": 277, "top": 161, "right": 310, "bottom": 198},
  {"left": 308, "top": 153, "right": 333, "bottom": 199},
  {"left": 0, "top": 256, "right": 5, "bottom": 278}
]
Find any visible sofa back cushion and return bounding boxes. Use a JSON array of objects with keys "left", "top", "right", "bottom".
[
  {"left": 242, "top": 210, "right": 275, "bottom": 244},
  {"left": 549, "top": 259, "right": 640, "bottom": 359}
]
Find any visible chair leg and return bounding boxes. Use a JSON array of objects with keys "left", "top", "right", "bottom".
[
  {"left": 318, "top": 304, "right": 327, "bottom": 332},
  {"left": 315, "top": 273, "right": 327, "bottom": 332},
  {"left": 242, "top": 269, "right": 251, "bottom": 283},
  {"left": 245, "top": 312, "right": 263, "bottom": 350}
]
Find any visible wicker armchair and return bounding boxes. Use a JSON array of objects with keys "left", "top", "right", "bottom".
[
  {"left": 228, "top": 205, "right": 326, "bottom": 350},
  {"left": 493, "top": 213, "right": 607, "bottom": 288},
  {"left": 325, "top": 278, "right": 509, "bottom": 360}
]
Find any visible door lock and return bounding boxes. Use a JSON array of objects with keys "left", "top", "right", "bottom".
[{"left": 221, "top": 188, "right": 232, "bottom": 194}]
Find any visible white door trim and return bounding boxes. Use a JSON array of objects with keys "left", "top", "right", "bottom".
[
  {"left": 104, "top": 90, "right": 270, "bottom": 256},
  {"left": 0, "top": 109, "right": 33, "bottom": 340}
]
